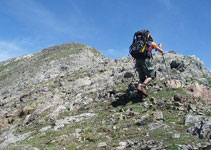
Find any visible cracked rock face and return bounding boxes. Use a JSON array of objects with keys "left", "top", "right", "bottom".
[{"left": 186, "top": 115, "right": 211, "bottom": 140}]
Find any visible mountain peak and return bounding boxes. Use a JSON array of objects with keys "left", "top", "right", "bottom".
[{"left": 0, "top": 43, "right": 210, "bottom": 149}]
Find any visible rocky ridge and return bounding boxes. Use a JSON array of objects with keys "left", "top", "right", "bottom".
[{"left": 0, "top": 42, "right": 210, "bottom": 149}]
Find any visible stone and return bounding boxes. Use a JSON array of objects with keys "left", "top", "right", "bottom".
[
  {"left": 174, "top": 94, "right": 183, "bottom": 102},
  {"left": 177, "top": 144, "right": 193, "bottom": 150},
  {"left": 74, "top": 129, "right": 82, "bottom": 138},
  {"left": 119, "top": 141, "right": 127, "bottom": 145},
  {"left": 53, "top": 113, "right": 96, "bottom": 130},
  {"left": 148, "top": 123, "right": 168, "bottom": 131},
  {"left": 185, "top": 82, "right": 211, "bottom": 101},
  {"left": 116, "top": 146, "right": 126, "bottom": 150},
  {"left": 124, "top": 72, "right": 134, "bottom": 78},
  {"left": 153, "top": 111, "right": 164, "bottom": 122},
  {"left": 172, "top": 133, "right": 181, "bottom": 138},
  {"left": 75, "top": 77, "right": 92, "bottom": 87},
  {"left": 167, "top": 80, "right": 183, "bottom": 88},
  {"left": 170, "top": 59, "right": 184, "bottom": 71},
  {"left": 187, "top": 104, "right": 196, "bottom": 112},
  {"left": 184, "top": 114, "right": 203, "bottom": 125},
  {"left": 97, "top": 142, "right": 107, "bottom": 148},
  {"left": 0, "top": 130, "right": 32, "bottom": 149},
  {"left": 201, "top": 145, "right": 211, "bottom": 150},
  {"left": 187, "top": 117, "right": 211, "bottom": 140},
  {"left": 8, "top": 117, "right": 14, "bottom": 124},
  {"left": 39, "top": 126, "right": 51, "bottom": 132},
  {"left": 168, "top": 51, "right": 176, "bottom": 54},
  {"left": 141, "top": 145, "right": 151, "bottom": 150},
  {"left": 136, "top": 114, "right": 150, "bottom": 126}
]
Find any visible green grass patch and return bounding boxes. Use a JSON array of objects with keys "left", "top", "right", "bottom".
[
  {"left": 149, "top": 87, "right": 187, "bottom": 100},
  {"left": 205, "top": 111, "right": 211, "bottom": 117},
  {"left": 163, "top": 111, "right": 183, "bottom": 126},
  {"left": 115, "top": 82, "right": 128, "bottom": 92},
  {"left": 151, "top": 129, "right": 166, "bottom": 137}
]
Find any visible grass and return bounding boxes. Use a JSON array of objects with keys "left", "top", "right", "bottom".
[
  {"left": 205, "top": 111, "right": 211, "bottom": 117},
  {"left": 0, "top": 60, "right": 21, "bottom": 73},
  {"left": 163, "top": 111, "right": 183, "bottom": 126},
  {"left": 151, "top": 129, "right": 166, "bottom": 137},
  {"left": 116, "top": 82, "right": 128, "bottom": 92},
  {"left": 148, "top": 87, "right": 187, "bottom": 100},
  {"left": 0, "top": 72, "right": 12, "bottom": 81}
]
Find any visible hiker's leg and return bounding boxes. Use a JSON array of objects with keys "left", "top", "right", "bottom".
[
  {"left": 137, "top": 68, "right": 146, "bottom": 88},
  {"left": 140, "top": 58, "right": 155, "bottom": 96},
  {"left": 135, "top": 60, "right": 147, "bottom": 97},
  {"left": 144, "top": 77, "right": 153, "bottom": 85},
  {"left": 143, "top": 58, "right": 155, "bottom": 83},
  {"left": 135, "top": 61, "right": 146, "bottom": 89}
]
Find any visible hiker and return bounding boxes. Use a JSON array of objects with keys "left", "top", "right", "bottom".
[{"left": 129, "top": 30, "right": 163, "bottom": 97}]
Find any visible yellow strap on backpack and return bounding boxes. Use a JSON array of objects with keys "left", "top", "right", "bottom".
[{"left": 141, "top": 33, "right": 150, "bottom": 52}]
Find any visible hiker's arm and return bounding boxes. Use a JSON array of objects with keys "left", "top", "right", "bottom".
[{"left": 152, "top": 42, "right": 163, "bottom": 53}]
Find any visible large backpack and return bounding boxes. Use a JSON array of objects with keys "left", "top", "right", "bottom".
[{"left": 129, "top": 30, "right": 152, "bottom": 59}]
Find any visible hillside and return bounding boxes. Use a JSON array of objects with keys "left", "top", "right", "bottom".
[{"left": 0, "top": 42, "right": 210, "bottom": 150}]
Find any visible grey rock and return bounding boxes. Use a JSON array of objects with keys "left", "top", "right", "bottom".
[
  {"left": 124, "top": 72, "right": 134, "bottom": 78},
  {"left": 169, "top": 51, "right": 176, "bottom": 54},
  {"left": 141, "top": 145, "right": 151, "bottom": 150},
  {"left": 187, "top": 117, "right": 211, "bottom": 140},
  {"left": 0, "top": 129, "right": 32, "bottom": 149},
  {"left": 177, "top": 144, "right": 193, "bottom": 150},
  {"left": 39, "top": 126, "right": 51, "bottom": 132},
  {"left": 136, "top": 114, "right": 150, "bottom": 126},
  {"left": 53, "top": 113, "right": 96, "bottom": 130},
  {"left": 97, "top": 142, "right": 107, "bottom": 148},
  {"left": 201, "top": 145, "right": 211, "bottom": 150},
  {"left": 172, "top": 133, "right": 181, "bottom": 138},
  {"left": 148, "top": 122, "right": 169, "bottom": 131},
  {"left": 170, "top": 59, "right": 185, "bottom": 71},
  {"left": 152, "top": 111, "right": 164, "bottom": 122},
  {"left": 184, "top": 114, "right": 203, "bottom": 125}
]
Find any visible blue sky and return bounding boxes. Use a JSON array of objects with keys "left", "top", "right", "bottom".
[{"left": 0, "top": 0, "right": 210, "bottom": 70}]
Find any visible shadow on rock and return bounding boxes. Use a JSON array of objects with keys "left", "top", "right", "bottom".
[{"left": 111, "top": 92, "right": 144, "bottom": 107}]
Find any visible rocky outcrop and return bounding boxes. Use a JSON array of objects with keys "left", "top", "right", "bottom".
[
  {"left": 0, "top": 42, "right": 210, "bottom": 149},
  {"left": 185, "top": 114, "right": 211, "bottom": 140}
]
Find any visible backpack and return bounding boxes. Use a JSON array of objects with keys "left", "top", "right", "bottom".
[{"left": 129, "top": 30, "right": 152, "bottom": 59}]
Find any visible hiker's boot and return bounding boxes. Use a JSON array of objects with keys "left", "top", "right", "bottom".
[
  {"left": 136, "top": 92, "right": 144, "bottom": 99},
  {"left": 137, "top": 84, "right": 148, "bottom": 97},
  {"left": 140, "top": 84, "right": 147, "bottom": 96}
]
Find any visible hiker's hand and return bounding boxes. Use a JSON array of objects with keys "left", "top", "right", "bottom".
[
  {"left": 158, "top": 43, "right": 162, "bottom": 49},
  {"left": 156, "top": 43, "right": 163, "bottom": 53}
]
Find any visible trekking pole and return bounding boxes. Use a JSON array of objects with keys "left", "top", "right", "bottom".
[{"left": 162, "top": 53, "right": 172, "bottom": 84}]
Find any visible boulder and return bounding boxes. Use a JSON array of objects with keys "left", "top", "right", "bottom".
[{"left": 170, "top": 59, "right": 185, "bottom": 71}]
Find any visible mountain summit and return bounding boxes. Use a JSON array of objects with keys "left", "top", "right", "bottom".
[{"left": 0, "top": 43, "right": 210, "bottom": 149}]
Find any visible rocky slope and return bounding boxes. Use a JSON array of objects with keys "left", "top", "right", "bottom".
[{"left": 0, "top": 43, "right": 210, "bottom": 150}]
